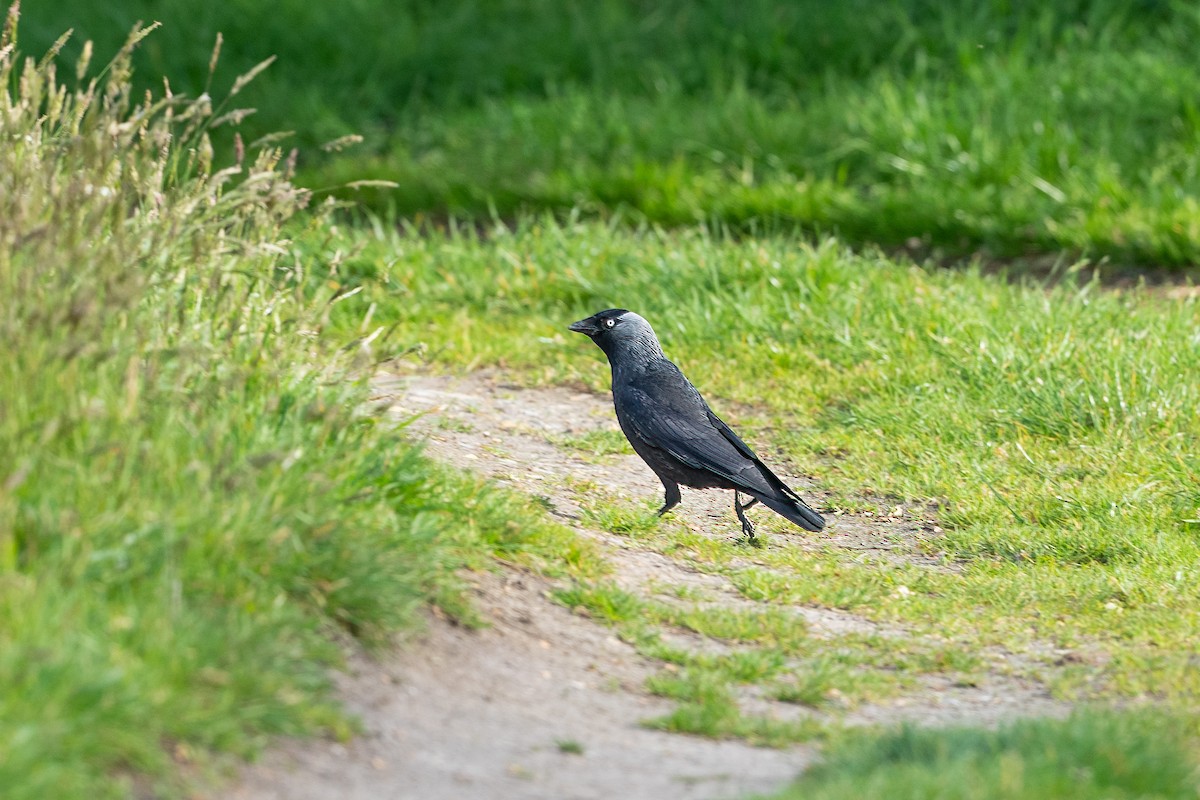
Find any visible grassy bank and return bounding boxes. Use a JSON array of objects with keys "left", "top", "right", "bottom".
[
  {"left": 313, "top": 215, "right": 1200, "bottom": 790},
  {"left": 0, "top": 15, "right": 600, "bottom": 797},
  {"left": 21, "top": 0, "right": 1200, "bottom": 265},
  {"left": 317, "top": 216, "right": 1200, "bottom": 699}
]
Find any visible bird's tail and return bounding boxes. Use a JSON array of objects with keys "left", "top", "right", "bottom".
[{"left": 756, "top": 493, "right": 825, "bottom": 532}]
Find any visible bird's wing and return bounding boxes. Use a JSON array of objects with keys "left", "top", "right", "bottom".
[
  {"left": 704, "top": 408, "right": 802, "bottom": 500},
  {"left": 622, "top": 366, "right": 770, "bottom": 492},
  {"left": 705, "top": 409, "right": 758, "bottom": 462}
]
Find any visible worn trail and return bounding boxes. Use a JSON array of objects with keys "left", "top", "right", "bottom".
[{"left": 232, "top": 370, "right": 1068, "bottom": 800}]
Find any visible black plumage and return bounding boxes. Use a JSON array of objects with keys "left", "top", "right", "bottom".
[{"left": 568, "top": 309, "right": 825, "bottom": 538}]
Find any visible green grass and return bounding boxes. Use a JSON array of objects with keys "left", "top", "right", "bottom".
[
  {"left": 20, "top": 0, "right": 1200, "bottom": 264},
  {"left": 552, "top": 428, "right": 633, "bottom": 459},
  {"left": 318, "top": 53, "right": 1200, "bottom": 264},
  {"left": 11, "top": 2, "right": 1200, "bottom": 796},
  {"left": 558, "top": 483, "right": 1200, "bottom": 786},
  {"left": 555, "top": 738, "right": 585, "bottom": 756},
  {"left": 553, "top": 573, "right": 973, "bottom": 744},
  {"left": 0, "top": 19, "right": 604, "bottom": 798},
  {"left": 313, "top": 217, "right": 1200, "bottom": 703},
  {"left": 764, "top": 710, "right": 1200, "bottom": 800},
  {"left": 27, "top": 1, "right": 1171, "bottom": 148}
]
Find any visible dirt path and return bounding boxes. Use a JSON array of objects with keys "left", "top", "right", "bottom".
[
  {"left": 233, "top": 568, "right": 817, "bottom": 800},
  {"left": 232, "top": 371, "right": 1068, "bottom": 800}
]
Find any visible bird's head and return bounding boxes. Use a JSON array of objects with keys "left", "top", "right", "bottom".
[{"left": 568, "top": 309, "right": 664, "bottom": 366}]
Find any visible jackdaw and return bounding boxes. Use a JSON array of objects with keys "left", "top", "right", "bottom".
[{"left": 568, "top": 309, "right": 825, "bottom": 538}]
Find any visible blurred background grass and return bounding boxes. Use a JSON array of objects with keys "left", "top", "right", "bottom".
[{"left": 22, "top": 0, "right": 1200, "bottom": 265}]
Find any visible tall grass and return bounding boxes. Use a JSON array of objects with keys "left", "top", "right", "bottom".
[{"left": 0, "top": 8, "right": 602, "bottom": 796}]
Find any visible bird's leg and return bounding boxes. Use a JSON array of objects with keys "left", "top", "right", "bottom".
[
  {"left": 657, "top": 481, "right": 681, "bottom": 517},
  {"left": 734, "top": 492, "right": 759, "bottom": 538}
]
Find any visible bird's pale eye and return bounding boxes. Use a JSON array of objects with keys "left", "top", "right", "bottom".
[{"left": 604, "top": 318, "right": 616, "bottom": 329}]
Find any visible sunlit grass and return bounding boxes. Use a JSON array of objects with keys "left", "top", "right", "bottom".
[
  {"left": 317, "top": 217, "right": 1200, "bottom": 706},
  {"left": 552, "top": 428, "right": 633, "bottom": 459},
  {"left": 0, "top": 16, "right": 605, "bottom": 798},
  {"left": 12, "top": 2, "right": 1200, "bottom": 795}
]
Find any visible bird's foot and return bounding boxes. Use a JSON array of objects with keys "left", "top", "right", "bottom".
[{"left": 734, "top": 492, "right": 758, "bottom": 540}]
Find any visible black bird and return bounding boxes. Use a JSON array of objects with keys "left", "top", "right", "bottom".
[{"left": 568, "top": 309, "right": 824, "bottom": 538}]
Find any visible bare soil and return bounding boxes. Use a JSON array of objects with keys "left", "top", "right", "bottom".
[{"left": 231, "top": 370, "right": 1069, "bottom": 800}]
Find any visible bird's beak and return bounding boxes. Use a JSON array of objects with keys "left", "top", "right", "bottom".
[{"left": 568, "top": 317, "right": 599, "bottom": 336}]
